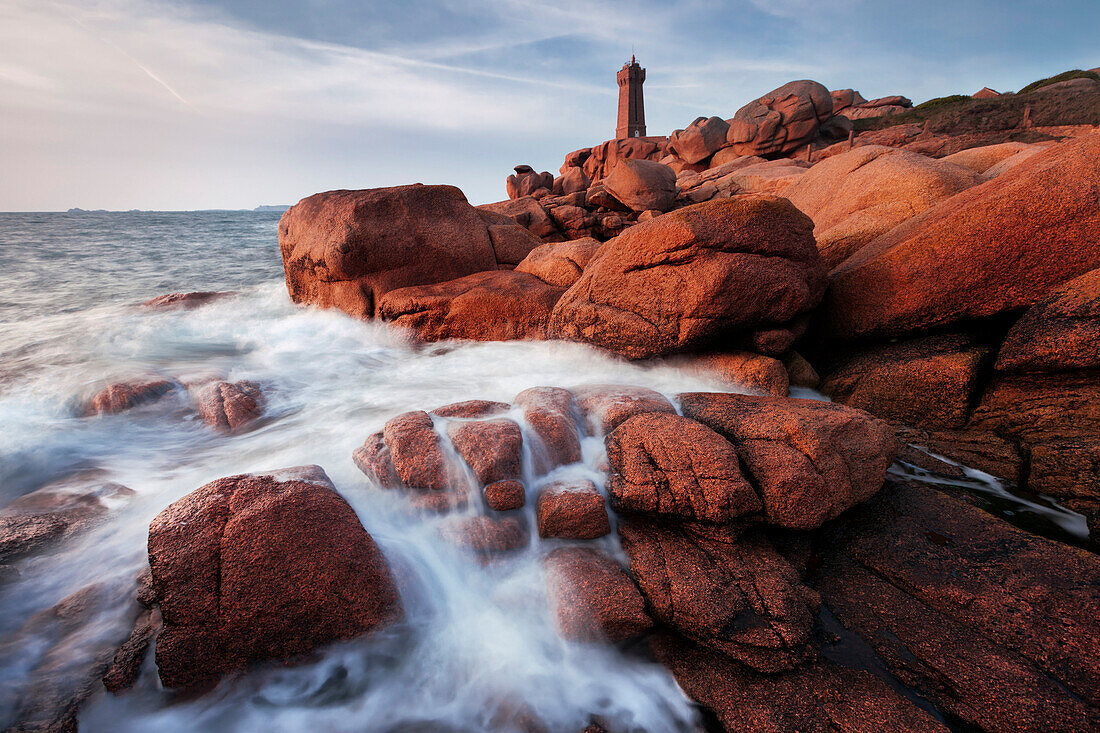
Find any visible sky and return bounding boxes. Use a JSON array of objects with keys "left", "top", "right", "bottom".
[{"left": 1, "top": 0, "right": 1097, "bottom": 211}]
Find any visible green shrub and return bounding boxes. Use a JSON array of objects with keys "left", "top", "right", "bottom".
[
  {"left": 914, "top": 94, "right": 971, "bottom": 111},
  {"left": 1018, "top": 69, "right": 1100, "bottom": 94}
]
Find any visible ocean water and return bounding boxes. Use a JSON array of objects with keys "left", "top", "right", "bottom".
[{"left": 0, "top": 210, "right": 716, "bottom": 732}]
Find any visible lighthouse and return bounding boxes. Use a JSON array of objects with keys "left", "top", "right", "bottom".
[{"left": 616, "top": 55, "right": 646, "bottom": 139}]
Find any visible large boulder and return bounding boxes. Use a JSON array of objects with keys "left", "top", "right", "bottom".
[
  {"left": 571, "top": 384, "right": 674, "bottom": 434},
  {"left": 784, "top": 146, "right": 982, "bottom": 269},
  {"left": 603, "top": 159, "right": 677, "bottom": 213},
  {"left": 512, "top": 386, "right": 583, "bottom": 470},
  {"left": 478, "top": 197, "right": 560, "bottom": 241},
  {"left": 996, "top": 267, "right": 1100, "bottom": 372},
  {"left": 536, "top": 480, "right": 611, "bottom": 539},
  {"left": 823, "top": 134, "right": 1100, "bottom": 340},
  {"left": 475, "top": 208, "right": 545, "bottom": 265},
  {"left": 678, "top": 393, "right": 898, "bottom": 529},
  {"left": 669, "top": 116, "right": 730, "bottom": 164},
  {"left": 515, "top": 238, "right": 601, "bottom": 288},
  {"left": 192, "top": 379, "right": 264, "bottom": 433},
  {"left": 549, "top": 196, "right": 826, "bottom": 359},
  {"left": 607, "top": 412, "right": 761, "bottom": 523},
  {"left": 941, "top": 141, "right": 1039, "bottom": 176},
  {"left": 84, "top": 378, "right": 174, "bottom": 416},
  {"left": 280, "top": 185, "right": 498, "bottom": 319},
  {"left": 447, "top": 418, "right": 523, "bottom": 485},
  {"left": 726, "top": 80, "right": 833, "bottom": 158},
  {"left": 722, "top": 160, "right": 807, "bottom": 196},
  {"left": 379, "top": 270, "right": 565, "bottom": 342},
  {"left": 619, "top": 520, "right": 819, "bottom": 672},
  {"left": 147, "top": 466, "right": 401, "bottom": 688}
]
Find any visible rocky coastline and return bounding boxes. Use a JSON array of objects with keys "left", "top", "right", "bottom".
[{"left": 3, "top": 72, "right": 1100, "bottom": 732}]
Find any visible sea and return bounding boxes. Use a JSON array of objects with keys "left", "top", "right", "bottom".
[{"left": 0, "top": 210, "right": 1087, "bottom": 731}]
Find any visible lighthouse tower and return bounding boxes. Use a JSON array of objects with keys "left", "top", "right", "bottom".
[{"left": 616, "top": 55, "right": 646, "bottom": 139}]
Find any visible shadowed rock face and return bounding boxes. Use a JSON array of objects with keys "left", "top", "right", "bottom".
[
  {"left": 550, "top": 196, "right": 825, "bottom": 359},
  {"left": 544, "top": 546, "right": 652, "bottom": 642},
  {"left": 279, "top": 184, "right": 498, "bottom": 319},
  {"left": 147, "top": 467, "right": 402, "bottom": 689},
  {"left": 619, "top": 520, "right": 819, "bottom": 672},
  {"left": 996, "top": 267, "right": 1100, "bottom": 372}
]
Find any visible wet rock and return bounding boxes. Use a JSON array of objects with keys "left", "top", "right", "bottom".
[
  {"left": 996, "top": 267, "right": 1100, "bottom": 372},
  {"left": 550, "top": 196, "right": 825, "bottom": 359},
  {"left": 430, "top": 400, "right": 512, "bottom": 419},
  {"left": 784, "top": 146, "right": 982, "bottom": 269},
  {"left": 544, "top": 546, "right": 652, "bottom": 642},
  {"left": 824, "top": 134, "right": 1100, "bottom": 341},
  {"left": 280, "top": 185, "right": 499, "bottom": 319},
  {"left": 819, "top": 333, "right": 991, "bottom": 429},
  {"left": 603, "top": 159, "right": 677, "bottom": 213},
  {"left": 380, "top": 411, "right": 455, "bottom": 491},
  {"left": 536, "top": 480, "right": 610, "bottom": 539},
  {"left": 447, "top": 418, "right": 523, "bottom": 485},
  {"left": 380, "top": 270, "right": 565, "bottom": 342},
  {"left": 484, "top": 480, "right": 526, "bottom": 511},
  {"left": 352, "top": 431, "right": 399, "bottom": 487},
  {"left": 193, "top": 379, "right": 264, "bottom": 433},
  {"left": 679, "top": 392, "right": 897, "bottom": 529},
  {"left": 782, "top": 351, "right": 820, "bottom": 389},
  {"left": 570, "top": 385, "right": 674, "bottom": 435},
  {"left": 513, "top": 387, "right": 582, "bottom": 471},
  {"left": 814, "top": 477, "right": 1100, "bottom": 731},
  {"left": 726, "top": 80, "right": 833, "bottom": 157},
  {"left": 148, "top": 466, "right": 401, "bottom": 688},
  {"left": 515, "top": 238, "right": 601, "bottom": 288},
  {"left": 141, "top": 291, "right": 234, "bottom": 310},
  {"left": 651, "top": 633, "right": 949, "bottom": 732},
  {"left": 1, "top": 579, "right": 143, "bottom": 732},
  {"left": 619, "top": 520, "right": 818, "bottom": 672},
  {"left": 84, "top": 378, "right": 174, "bottom": 416},
  {"left": 894, "top": 425, "right": 1024, "bottom": 485},
  {"left": 0, "top": 477, "right": 134, "bottom": 563},
  {"left": 606, "top": 413, "right": 761, "bottom": 524},
  {"left": 102, "top": 607, "right": 161, "bottom": 693},
  {"left": 438, "top": 516, "right": 526, "bottom": 558},
  {"left": 677, "top": 350, "right": 789, "bottom": 397}
]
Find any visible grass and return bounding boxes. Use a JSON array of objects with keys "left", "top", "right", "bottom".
[{"left": 914, "top": 94, "right": 972, "bottom": 111}]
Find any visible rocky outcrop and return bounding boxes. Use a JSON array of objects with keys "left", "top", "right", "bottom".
[
  {"left": 941, "top": 141, "right": 1039, "bottom": 176},
  {"left": 676, "top": 350, "right": 790, "bottom": 396},
  {"left": 813, "top": 478, "right": 1100, "bottom": 731},
  {"left": 279, "top": 185, "right": 499, "bottom": 319},
  {"left": 607, "top": 412, "right": 760, "bottom": 523},
  {"left": 726, "top": 80, "right": 833, "bottom": 158},
  {"left": 620, "top": 520, "right": 819, "bottom": 672},
  {"left": 784, "top": 145, "right": 982, "bottom": 269},
  {"left": 476, "top": 208, "right": 545, "bottom": 265},
  {"left": 550, "top": 196, "right": 826, "bottom": 359},
  {"left": 147, "top": 466, "right": 402, "bottom": 688},
  {"left": 141, "top": 291, "right": 234, "bottom": 310},
  {"left": 824, "top": 133, "right": 1100, "bottom": 341},
  {"left": 379, "top": 270, "right": 565, "bottom": 343},
  {"left": 668, "top": 116, "right": 730, "bottom": 164},
  {"left": 543, "top": 546, "right": 651, "bottom": 642},
  {"left": 836, "top": 94, "right": 913, "bottom": 120},
  {"left": 819, "top": 333, "right": 991, "bottom": 430},
  {"left": 678, "top": 392, "right": 898, "bottom": 529}
]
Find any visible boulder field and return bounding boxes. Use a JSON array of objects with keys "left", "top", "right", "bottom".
[{"left": 81, "top": 383, "right": 1099, "bottom": 732}]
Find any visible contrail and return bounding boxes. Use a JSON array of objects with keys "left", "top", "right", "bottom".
[{"left": 70, "top": 13, "right": 193, "bottom": 108}]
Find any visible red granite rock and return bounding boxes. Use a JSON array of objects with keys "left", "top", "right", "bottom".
[
  {"left": 85, "top": 378, "right": 174, "bottom": 416},
  {"left": 147, "top": 466, "right": 401, "bottom": 688},
  {"left": 544, "top": 546, "right": 652, "bottom": 642},
  {"left": 484, "top": 480, "right": 526, "bottom": 511},
  {"left": 447, "top": 418, "right": 523, "bottom": 485},
  {"left": 606, "top": 412, "right": 761, "bottom": 524},
  {"left": 193, "top": 379, "right": 264, "bottom": 433},
  {"left": 536, "top": 481, "right": 610, "bottom": 539},
  {"left": 513, "top": 387, "right": 582, "bottom": 471}
]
